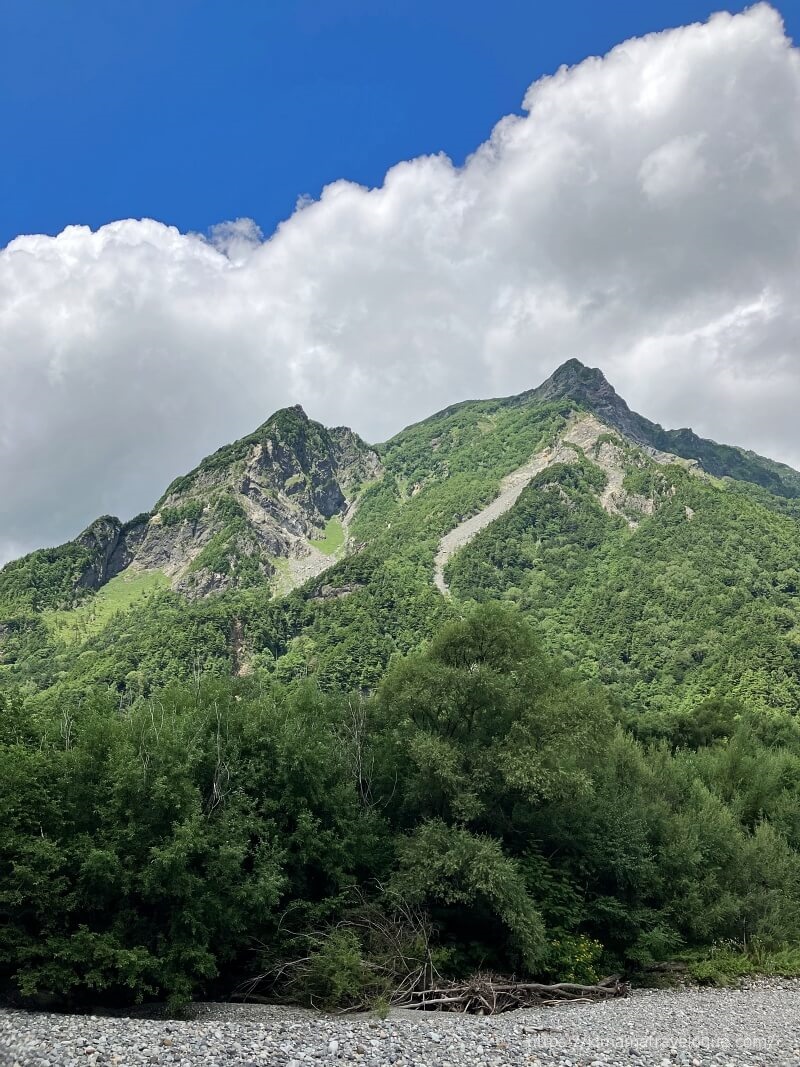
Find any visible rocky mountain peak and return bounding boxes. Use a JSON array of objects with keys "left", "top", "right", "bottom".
[
  {"left": 537, "top": 358, "right": 620, "bottom": 406},
  {"left": 528, "top": 360, "right": 800, "bottom": 497},
  {"left": 261, "top": 403, "right": 309, "bottom": 429},
  {"left": 92, "top": 404, "right": 384, "bottom": 600},
  {"left": 531, "top": 359, "right": 646, "bottom": 445}
]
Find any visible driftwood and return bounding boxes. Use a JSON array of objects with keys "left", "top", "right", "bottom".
[
  {"left": 238, "top": 891, "right": 630, "bottom": 1016},
  {"left": 235, "top": 969, "right": 628, "bottom": 1016},
  {"left": 392, "top": 971, "right": 629, "bottom": 1014}
]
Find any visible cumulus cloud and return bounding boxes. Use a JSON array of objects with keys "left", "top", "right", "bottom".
[{"left": 1, "top": 3, "right": 799, "bottom": 562}]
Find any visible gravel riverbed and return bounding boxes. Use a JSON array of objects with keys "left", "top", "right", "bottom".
[{"left": 1, "top": 981, "right": 799, "bottom": 1067}]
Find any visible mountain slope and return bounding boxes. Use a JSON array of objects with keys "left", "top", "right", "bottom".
[
  {"left": 445, "top": 436, "right": 800, "bottom": 715},
  {"left": 2, "top": 360, "right": 799, "bottom": 721},
  {"left": 432, "top": 409, "right": 697, "bottom": 595},
  {"left": 0, "top": 406, "right": 380, "bottom": 618},
  {"left": 529, "top": 358, "right": 800, "bottom": 498},
  {"left": 139, "top": 404, "right": 381, "bottom": 597}
]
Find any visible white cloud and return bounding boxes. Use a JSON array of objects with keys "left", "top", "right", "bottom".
[
  {"left": 639, "top": 134, "right": 708, "bottom": 202},
  {"left": 207, "top": 217, "right": 265, "bottom": 262},
  {"left": 1, "top": 3, "right": 799, "bottom": 562}
]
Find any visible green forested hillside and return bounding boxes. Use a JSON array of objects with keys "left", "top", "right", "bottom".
[
  {"left": 5, "top": 363, "right": 799, "bottom": 719},
  {"left": 447, "top": 462, "right": 800, "bottom": 717},
  {"left": 3, "top": 361, "right": 800, "bottom": 1008},
  {"left": 4, "top": 607, "right": 800, "bottom": 1009}
]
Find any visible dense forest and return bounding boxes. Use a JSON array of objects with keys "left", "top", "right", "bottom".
[
  {"left": 3, "top": 362, "right": 800, "bottom": 1010},
  {"left": 4, "top": 606, "right": 800, "bottom": 1011}
]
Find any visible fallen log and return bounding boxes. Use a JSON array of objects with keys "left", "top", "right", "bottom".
[{"left": 393, "top": 972, "right": 629, "bottom": 1014}]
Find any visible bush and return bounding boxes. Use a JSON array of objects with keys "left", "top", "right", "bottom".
[
  {"left": 687, "top": 940, "right": 800, "bottom": 986},
  {"left": 302, "top": 929, "right": 372, "bottom": 1011},
  {"left": 545, "top": 935, "right": 603, "bottom": 984}
]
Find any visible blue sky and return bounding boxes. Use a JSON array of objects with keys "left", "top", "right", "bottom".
[{"left": 2, "top": 0, "right": 794, "bottom": 248}]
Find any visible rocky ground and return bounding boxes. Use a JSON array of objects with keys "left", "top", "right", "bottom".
[{"left": 2, "top": 981, "right": 799, "bottom": 1067}]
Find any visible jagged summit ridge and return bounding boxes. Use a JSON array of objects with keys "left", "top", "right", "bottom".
[
  {"left": 137, "top": 404, "right": 383, "bottom": 596},
  {"left": 527, "top": 359, "right": 800, "bottom": 498},
  {"left": 529, "top": 359, "right": 644, "bottom": 441},
  {"left": 536, "top": 357, "right": 610, "bottom": 396},
  {"left": 29, "top": 405, "right": 382, "bottom": 604}
]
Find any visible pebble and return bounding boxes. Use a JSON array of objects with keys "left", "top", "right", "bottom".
[{"left": 0, "top": 979, "right": 799, "bottom": 1066}]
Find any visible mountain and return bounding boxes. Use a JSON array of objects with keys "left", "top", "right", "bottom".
[
  {"left": 0, "top": 405, "right": 380, "bottom": 611},
  {"left": 136, "top": 404, "right": 380, "bottom": 598},
  {"left": 529, "top": 358, "right": 800, "bottom": 498},
  {"left": 5, "top": 359, "right": 800, "bottom": 1012},
  {"left": 2, "top": 359, "right": 800, "bottom": 718}
]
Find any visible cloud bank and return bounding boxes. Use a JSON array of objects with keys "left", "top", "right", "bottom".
[{"left": 2, "top": 4, "right": 799, "bottom": 563}]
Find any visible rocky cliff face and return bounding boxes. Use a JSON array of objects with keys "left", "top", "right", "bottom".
[
  {"left": 8, "top": 406, "right": 383, "bottom": 606},
  {"left": 529, "top": 359, "right": 645, "bottom": 440},
  {"left": 74, "top": 516, "right": 148, "bottom": 590},
  {"left": 125, "top": 405, "right": 383, "bottom": 596}
]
